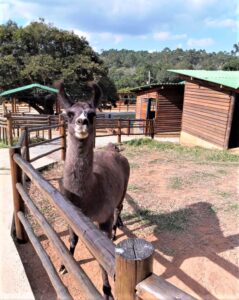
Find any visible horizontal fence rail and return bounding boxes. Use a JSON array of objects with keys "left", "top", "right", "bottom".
[
  {"left": 13, "top": 153, "right": 116, "bottom": 278},
  {"left": 16, "top": 183, "right": 103, "bottom": 300},
  {"left": 17, "top": 211, "right": 73, "bottom": 300},
  {"left": 8, "top": 116, "right": 196, "bottom": 299},
  {"left": 0, "top": 113, "right": 62, "bottom": 145}
]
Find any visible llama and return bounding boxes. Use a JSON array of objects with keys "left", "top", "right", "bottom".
[{"left": 56, "top": 81, "right": 130, "bottom": 300}]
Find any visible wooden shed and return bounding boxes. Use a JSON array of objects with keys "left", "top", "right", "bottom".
[
  {"left": 131, "top": 83, "right": 184, "bottom": 135},
  {"left": 169, "top": 70, "right": 239, "bottom": 149}
]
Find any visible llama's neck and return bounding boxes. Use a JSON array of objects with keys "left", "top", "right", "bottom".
[{"left": 63, "top": 134, "right": 94, "bottom": 197}]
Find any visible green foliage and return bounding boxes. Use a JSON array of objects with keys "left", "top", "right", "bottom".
[
  {"left": 0, "top": 19, "right": 117, "bottom": 104},
  {"left": 100, "top": 48, "right": 234, "bottom": 90}
]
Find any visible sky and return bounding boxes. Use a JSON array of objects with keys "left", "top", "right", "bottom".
[{"left": 0, "top": 0, "right": 238, "bottom": 54}]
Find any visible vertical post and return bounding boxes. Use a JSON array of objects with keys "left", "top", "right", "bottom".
[
  {"left": 6, "top": 112, "right": 13, "bottom": 146},
  {"left": 48, "top": 116, "right": 52, "bottom": 140},
  {"left": 127, "top": 120, "right": 130, "bottom": 136},
  {"left": 11, "top": 97, "right": 14, "bottom": 113},
  {"left": 224, "top": 93, "right": 236, "bottom": 149},
  {"left": 115, "top": 238, "right": 154, "bottom": 300},
  {"left": 151, "top": 119, "right": 155, "bottom": 139},
  {"left": 60, "top": 120, "right": 66, "bottom": 161},
  {"left": 144, "top": 119, "right": 148, "bottom": 137},
  {"left": 23, "top": 127, "right": 30, "bottom": 162},
  {"left": 9, "top": 146, "right": 27, "bottom": 242},
  {"left": 118, "top": 119, "right": 121, "bottom": 143},
  {"left": 93, "top": 116, "right": 96, "bottom": 148}
]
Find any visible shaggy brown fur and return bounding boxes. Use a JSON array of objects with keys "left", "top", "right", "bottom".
[{"left": 56, "top": 81, "right": 130, "bottom": 300}]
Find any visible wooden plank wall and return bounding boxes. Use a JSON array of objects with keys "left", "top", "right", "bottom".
[
  {"left": 154, "top": 86, "right": 184, "bottom": 133},
  {"left": 135, "top": 90, "right": 158, "bottom": 119},
  {"left": 182, "top": 82, "right": 232, "bottom": 147}
]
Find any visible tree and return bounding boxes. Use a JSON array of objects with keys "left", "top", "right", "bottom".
[{"left": 0, "top": 20, "right": 116, "bottom": 112}]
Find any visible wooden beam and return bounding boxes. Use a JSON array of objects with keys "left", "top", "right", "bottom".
[
  {"left": 16, "top": 183, "right": 103, "bottom": 300},
  {"left": 224, "top": 93, "right": 236, "bottom": 149},
  {"left": 17, "top": 211, "right": 73, "bottom": 300},
  {"left": 12, "top": 154, "right": 116, "bottom": 278},
  {"left": 136, "top": 274, "right": 196, "bottom": 300},
  {"left": 115, "top": 238, "right": 154, "bottom": 300}
]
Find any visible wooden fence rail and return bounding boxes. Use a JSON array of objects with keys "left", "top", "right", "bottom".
[
  {"left": 9, "top": 122, "right": 195, "bottom": 300},
  {"left": 1, "top": 115, "right": 154, "bottom": 146},
  {"left": 0, "top": 113, "right": 62, "bottom": 145}
]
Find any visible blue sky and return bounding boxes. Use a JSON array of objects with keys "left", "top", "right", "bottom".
[{"left": 0, "top": 0, "right": 238, "bottom": 53}]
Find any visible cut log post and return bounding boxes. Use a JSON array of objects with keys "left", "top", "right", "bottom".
[
  {"left": 48, "top": 116, "right": 52, "bottom": 140},
  {"left": 118, "top": 119, "right": 121, "bottom": 143},
  {"left": 6, "top": 113, "right": 13, "bottom": 146},
  {"left": 60, "top": 120, "right": 66, "bottom": 161},
  {"left": 115, "top": 238, "right": 154, "bottom": 300},
  {"left": 9, "top": 146, "right": 27, "bottom": 242},
  {"left": 127, "top": 120, "right": 130, "bottom": 136}
]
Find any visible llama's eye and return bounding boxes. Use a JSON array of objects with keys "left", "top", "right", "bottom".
[
  {"left": 67, "top": 111, "right": 75, "bottom": 120},
  {"left": 87, "top": 112, "right": 96, "bottom": 123}
]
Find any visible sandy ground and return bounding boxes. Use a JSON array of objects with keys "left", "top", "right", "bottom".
[{"left": 16, "top": 142, "right": 239, "bottom": 300}]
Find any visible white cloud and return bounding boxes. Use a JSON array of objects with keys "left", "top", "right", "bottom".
[
  {"left": 73, "top": 29, "right": 91, "bottom": 41},
  {"left": 187, "top": 38, "right": 214, "bottom": 47},
  {"left": 98, "top": 32, "right": 124, "bottom": 44},
  {"left": 205, "top": 18, "right": 238, "bottom": 28},
  {"left": 153, "top": 31, "right": 187, "bottom": 41}
]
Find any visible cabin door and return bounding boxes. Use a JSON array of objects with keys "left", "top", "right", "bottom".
[
  {"left": 146, "top": 98, "right": 156, "bottom": 119},
  {"left": 229, "top": 94, "right": 239, "bottom": 148}
]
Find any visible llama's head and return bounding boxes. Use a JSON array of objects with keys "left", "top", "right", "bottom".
[{"left": 56, "top": 81, "right": 101, "bottom": 140}]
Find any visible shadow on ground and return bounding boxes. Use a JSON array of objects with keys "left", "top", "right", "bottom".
[{"left": 119, "top": 193, "right": 239, "bottom": 300}]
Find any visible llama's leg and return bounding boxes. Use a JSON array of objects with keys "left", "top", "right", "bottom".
[
  {"left": 99, "top": 220, "right": 114, "bottom": 300},
  {"left": 112, "top": 201, "right": 125, "bottom": 241},
  {"left": 59, "top": 227, "right": 79, "bottom": 274}
]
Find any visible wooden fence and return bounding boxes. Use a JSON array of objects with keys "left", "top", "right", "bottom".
[
  {"left": 1, "top": 115, "right": 154, "bottom": 146},
  {"left": 0, "top": 113, "right": 62, "bottom": 145},
  {"left": 9, "top": 121, "right": 196, "bottom": 299},
  {"left": 95, "top": 118, "right": 154, "bottom": 142}
]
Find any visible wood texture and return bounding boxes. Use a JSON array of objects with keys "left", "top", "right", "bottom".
[
  {"left": 13, "top": 153, "right": 116, "bottom": 278},
  {"left": 182, "top": 82, "right": 231, "bottom": 147},
  {"left": 9, "top": 146, "right": 26, "bottom": 241},
  {"left": 224, "top": 93, "right": 236, "bottom": 149},
  {"left": 136, "top": 274, "right": 196, "bottom": 300},
  {"left": 16, "top": 183, "right": 103, "bottom": 300},
  {"left": 115, "top": 238, "right": 154, "bottom": 300},
  {"left": 17, "top": 211, "right": 73, "bottom": 300}
]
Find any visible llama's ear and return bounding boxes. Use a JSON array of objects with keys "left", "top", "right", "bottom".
[
  {"left": 88, "top": 81, "right": 102, "bottom": 108},
  {"left": 54, "top": 80, "right": 74, "bottom": 109}
]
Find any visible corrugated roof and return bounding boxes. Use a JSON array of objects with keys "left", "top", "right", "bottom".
[
  {"left": 0, "top": 83, "right": 58, "bottom": 97},
  {"left": 168, "top": 70, "right": 239, "bottom": 90},
  {"left": 130, "top": 81, "right": 184, "bottom": 92}
]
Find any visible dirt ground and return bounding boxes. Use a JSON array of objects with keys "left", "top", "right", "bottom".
[{"left": 17, "top": 140, "right": 239, "bottom": 300}]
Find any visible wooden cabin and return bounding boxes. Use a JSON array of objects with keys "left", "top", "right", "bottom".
[
  {"left": 169, "top": 70, "right": 239, "bottom": 149},
  {"left": 131, "top": 83, "right": 184, "bottom": 135}
]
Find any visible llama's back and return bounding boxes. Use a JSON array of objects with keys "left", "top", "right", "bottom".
[{"left": 93, "top": 147, "right": 130, "bottom": 200}]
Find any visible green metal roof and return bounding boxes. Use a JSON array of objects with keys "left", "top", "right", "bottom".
[
  {"left": 130, "top": 81, "right": 184, "bottom": 92},
  {"left": 169, "top": 70, "right": 239, "bottom": 90},
  {"left": 0, "top": 83, "right": 58, "bottom": 97}
]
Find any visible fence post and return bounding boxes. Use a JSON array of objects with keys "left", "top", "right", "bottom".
[
  {"left": 144, "top": 119, "right": 148, "bottom": 137},
  {"left": 6, "top": 112, "right": 13, "bottom": 146},
  {"left": 127, "top": 120, "right": 130, "bottom": 136},
  {"left": 22, "top": 127, "right": 30, "bottom": 162},
  {"left": 93, "top": 116, "right": 96, "bottom": 148},
  {"left": 151, "top": 120, "right": 155, "bottom": 139},
  {"left": 118, "top": 119, "right": 121, "bottom": 143},
  {"left": 60, "top": 120, "right": 66, "bottom": 161},
  {"left": 9, "top": 146, "right": 27, "bottom": 242},
  {"left": 115, "top": 238, "right": 154, "bottom": 300},
  {"left": 48, "top": 116, "right": 52, "bottom": 140}
]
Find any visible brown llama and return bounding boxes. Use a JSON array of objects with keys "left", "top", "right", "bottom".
[{"left": 56, "top": 81, "right": 130, "bottom": 300}]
